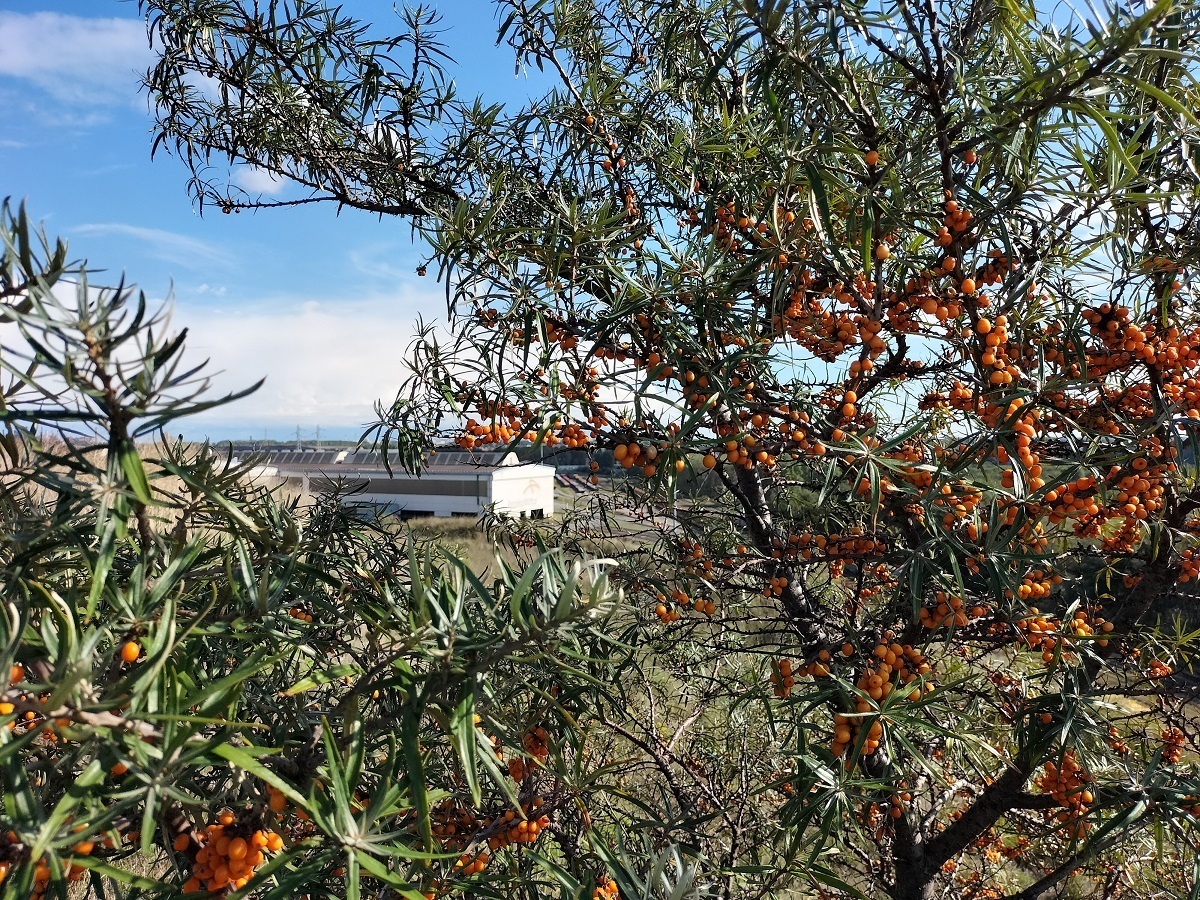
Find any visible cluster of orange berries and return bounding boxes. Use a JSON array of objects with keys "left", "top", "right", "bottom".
[
  {"left": 969, "top": 314, "right": 1017, "bottom": 388},
  {"left": 712, "top": 433, "right": 783, "bottom": 471},
  {"left": 1103, "top": 519, "right": 1150, "bottom": 557},
  {"left": 919, "top": 591, "right": 988, "bottom": 629},
  {"left": 763, "top": 574, "right": 792, "bottom": 598},
  {"left": 777, "top": 287, "right": 877, "bottom": 362},
  {"left": 678, "top": 539, "right": 714, "bottom": 573},
  {"left": 1081, "top": 304, "right": 1157, "bottom": 362},
  {"left": 587, "top": 119, "right": 626, "bottom": 174},
  {"left": 1103, "top": 457, "right": 1168, "bottom": 522},
  {"left": 773, "top": 528, "right": 885, "bottom": 563},
  {"left": 1014, "top": 607, "right": 1112, "bottom": 664},
  {"left": 1042, "top": 476, "right": 1100, "bottom": 525},
  {"left": 892, "top": 275, "right": 965, "bottom": 330},
  {"left": 1007, "top": 569, "right": 1062, "bottom": 603},
  {"left": 482, "top": 801, "right": 551, "bottom": 851},
  {"left": 593, "top": 876, "right": 620, "bottom": 899},
  {"left": 930, "top": 481, "right": 984, "bottom": 530},
  {"left": 1180, "top": 548, "right": 1200, "bottom": 582},
  {"left": 970, "top": 825, "right": 1027, "bottom": 864},
  {"left": 454, "top": 849, "right": 491, "bottom": 877},
  {"left": 180, "top": 811, "right": 283, "bottom": 894},
  {"left": 287, "top": 606, "right": 314, "bottom": 623},
  {"left": 771, "top": 658, "right": 797, "bottom": 698},
  {"left": 1182, "top": 795, "right": 1200, "bottom": 819},
  {"left": 0, "top": 828, "right": 94, "bottom": 897},
  {"left": 888, "top": 789, "right": 913, "bottom": 820},
  {"left": 1035, "top": 751, "right": 1093, "bottom": 838},
  {"left": 500, "top": 726, "right": 550, "bottom": 782},
  {"left": 652, "top": 598, "right": 684, "bottom": 622},
  {"left": 430, "top": 799, "right": 484, "bottom": 851},
  {"left": 984, "top": 401, "right": 1044, "bottom": 479},
  {"left": 1147, "top": 658, "right": 1174, "bottom": 680},
  {"left": 1162, "top": 727, "right": 1186, "bottom": 764},
  {"left": 830, "top": 641, "right": 934, "bottom": 758},
  {"left": 1, "top": 664, "right": 24, "bottom": 734},
  {"left": 939, "top": 198, "right": 974, "bottom": 246},
  {"left": 971, "top": 249, "right": 1014, "bottom": 289},
  {"left": 425, "top": 797, "right": 550, "bottom": 849},
  {"left": 652, "top": 583, "right": 716, "bottom": 620},
  {"left": 860, "top": 641, "right": 933, "bottom": 702},
  {"left": 707, "top": 199, "right": 796, "bottom": 260},
  {"left": 859, "top": 799, "right": 889, "bottom": 835},
  {"left": 771, "top": 649, "right": 851, "bottom": 699},
  {"left": 432, "top": 800, "right": 512, "bottom": 878},
  {"left": 416, "top": 800, "right": 552, "bottom": 888},
  {"left": 457, "top": 408, "right": 532, "bottom": 449},
  {"left": 954, "top": 874, "right": 1006, "bottom": 900},
  {"left": 612, "top": 440, "right": 682, "bottom": 477},
  {"left": 0, "top": 664, "right": 71, "bottom": 742},
  {"left": 1107, "top": 726, "right": 1130, "bottom": 757},
  {"left": 923, "top": 380, "right": 974, "bottom": 413}
]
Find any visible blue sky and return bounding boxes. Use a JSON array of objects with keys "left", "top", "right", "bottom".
[{"left": 0, "top": 0, "right": 541, "bottom": 442}]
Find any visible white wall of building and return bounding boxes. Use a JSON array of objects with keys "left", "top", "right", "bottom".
[
  {"left": 325, "top": 464, "right": 556, "bottom": 519},
  {"left": 489, "top": 466, "right": 556, "bottom": 518}
]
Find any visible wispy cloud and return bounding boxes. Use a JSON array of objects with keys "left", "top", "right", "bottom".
[
  {"left": 0, "top": 12, "right": 151, "bottom": 106},
  {"left": 73, "top": 224, "right": 232, "bottom": 270},
  {"left": 174, "top": 288, "right": 443, "bottom": 428},
  {"left": 231, "top": 166, "right": 290, "bottom": 197},
  {"left": 349, "top": 242, "right": 429, "bottom": 283}
]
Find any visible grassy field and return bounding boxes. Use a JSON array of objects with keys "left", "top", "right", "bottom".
[{"left": 402, "top": 515, "right": 518, "bottom": 576}]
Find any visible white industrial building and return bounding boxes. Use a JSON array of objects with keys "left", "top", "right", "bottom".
[{"left": 232, "top": 447, "right": 555, "bottom": 519}]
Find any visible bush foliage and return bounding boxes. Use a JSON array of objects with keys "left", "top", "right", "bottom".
[{"left": 5, "top": 0, "right": 1200, "bottom": 898}]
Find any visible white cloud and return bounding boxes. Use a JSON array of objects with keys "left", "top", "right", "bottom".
[
  {"left": 231, "top": 166, "right": 290, "bottom": 197},
  {"left": 174, "top": 288, "right": 445, "bottom": 428},
  {"left": 0, "top": 12, "right": 152, "bottom": 106},
  {"left": 73, "top": 224, "right": 232, "bottom": 270},
  {"left": 349, "top": 242, "right": 430, "bottom": 282}
]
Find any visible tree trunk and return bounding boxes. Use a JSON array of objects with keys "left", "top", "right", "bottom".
[{"left": 731, "top": 464, "right": 825, "bottom": 646}]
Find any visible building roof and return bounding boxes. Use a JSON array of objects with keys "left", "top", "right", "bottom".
[{"left": 230, "top": 446, "right": 544, "bottom": 475}]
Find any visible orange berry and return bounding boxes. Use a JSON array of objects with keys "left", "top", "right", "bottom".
[
  {"left": 865, "top": 150, "right": 879, "bottom": 167},
  {"left": 120, "top": 641, "right": 141, "bottom": 664}
]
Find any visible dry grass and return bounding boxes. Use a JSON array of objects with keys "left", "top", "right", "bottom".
[{"left": 402, "top": 515, "right": 518, "bottom": 576}]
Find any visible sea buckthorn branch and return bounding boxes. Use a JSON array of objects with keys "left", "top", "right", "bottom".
[
  {"left": 132, "top": 1, "right": 1200, "bottom": 896},
  {"left": 0, "top": 204, "right": 646, "bottom": 897}
]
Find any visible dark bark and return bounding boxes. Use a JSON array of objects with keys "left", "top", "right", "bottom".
[
  {"left": 896, "top": 553, "right": 1180, "bottom": 896},
  {"left": 921, "top": 764, "right": 1032, "bottom": 873},
  {"left": 889, "top": 809, "right": 932, "bottom": 900},
  {"left": 723, "top": 464, "right": 825, "bottom": 647}
]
